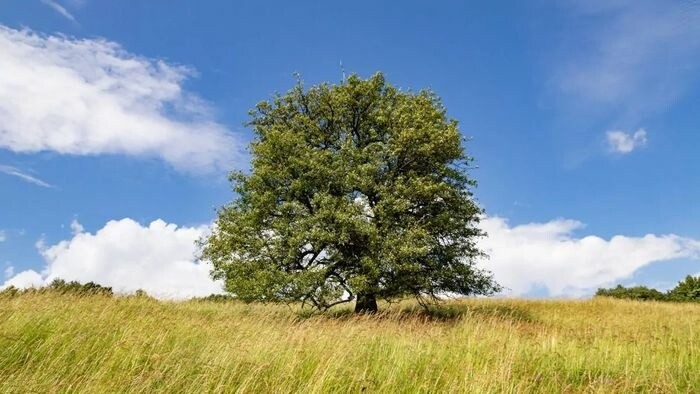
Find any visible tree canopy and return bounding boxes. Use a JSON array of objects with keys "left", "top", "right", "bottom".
[{"left": 201, "top": 72, "right": 500, "bottom": 312}]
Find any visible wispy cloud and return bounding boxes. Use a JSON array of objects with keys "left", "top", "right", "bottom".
[
  {"left": 0, "top": 165, "right": 52, "bottom": 187},
  {"left": 40, "top": 0, "right": 77, "bottom": 23},
  {"left": 0, "top": 231, "right": 5, "bottom": 242},
  {"left": 557, "top": 1, "right": 700, "bottom": 116},
  {"left": 606, "top": 129, "right": 647, "bottom": 154}
]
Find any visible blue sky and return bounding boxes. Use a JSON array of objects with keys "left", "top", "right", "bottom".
[{"left": 1, "top": 0, "right": 699, "bottom": 298}]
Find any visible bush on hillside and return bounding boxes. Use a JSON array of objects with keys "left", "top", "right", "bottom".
[
  {"left": 193, "top": 294, "right": 237, "bottom": 303},
  {"left": 595, "top": 285, "right": 667, "bottom": 301},
  {"left": 667, "top": 275, "right": 700, "bottom": 302},
  {"left": 0, "top": 279, "right": 113, "bottom": 297},
  {"left": 45, "top": 279, "right": 114, "bottom": 296},
  {"left": 597, "top": 275, "right": 700, "bottom": 303},
  {"left": 133, "top": 289, "right": 150, "bottom": 298}
]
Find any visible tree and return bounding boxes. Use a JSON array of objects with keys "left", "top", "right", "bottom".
[
  {"left": 668, "top": 275, "right": 700, "bottom": 302},
  {"left": 201, "top": 73, "right": 500, "bottom": 313}
]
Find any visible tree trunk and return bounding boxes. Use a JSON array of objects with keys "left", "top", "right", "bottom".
[{"left": 354, "top": 293, "right": 378, "bottom": 313}]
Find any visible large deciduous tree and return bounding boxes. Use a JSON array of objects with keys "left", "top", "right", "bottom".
[{"left": 201, "top": 73, "right": 499, "bottom": 313}]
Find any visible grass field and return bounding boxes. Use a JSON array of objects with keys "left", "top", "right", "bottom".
[{"left": 1, "top": 293, "right": 698, "bottom": 393}]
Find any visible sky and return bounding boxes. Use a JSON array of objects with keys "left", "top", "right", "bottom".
[{"left": 1, "top": 0, "right": 700, "bottom": 298}]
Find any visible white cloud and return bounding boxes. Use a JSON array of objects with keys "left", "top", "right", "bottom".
[
  {"left": 606, "top": 128, "right": 647, "bottom": 154},
  {"left": 0, "top": 230, "right": 4, "bottom": 242},
  {"left": 556, "top": 1, "right": 700, "bottom": 115},
  {"left": 0, "top": 26, "right": 243, "bottom": 173},
  {"left": 0, "top": 165, "right": 52, "bottom": 187},
  {"left": 3, "top": 269, "right": 44, "bottom": 289},
  {"left": 69, "top": 219, "right": 84, "bottom": 235},
  {"left": 41, "top": 0, "right": 77, "bottom": 23},
  {"left": 479, "top": 216, "right": 700, "bottom": 297},
  {"left": 1, "top": 218, "right": 223, "bottom": 299}
]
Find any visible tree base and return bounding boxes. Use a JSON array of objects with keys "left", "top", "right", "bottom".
[{"left": 354, "top": 293, "right": 378, "bottom": 313}]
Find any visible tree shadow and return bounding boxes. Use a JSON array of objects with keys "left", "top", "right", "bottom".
[
  {"left": 295, "top": 301, "right": 537, "bottom": 324},
  {"left": 459, "top": 304, "right": 538, "bottom": 324}
]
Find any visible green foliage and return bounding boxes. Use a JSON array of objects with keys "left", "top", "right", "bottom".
[
  {"left": 0, "top": 279, "right": 113, "bottom": 297},
  {"left": 667, "top": 275, "right": 700, "bottom": 302},
  {"left": 128, "top": 289, "right": 156, "bottom": 300},
  {"left": 597, "top": 275, "right": 700, "bottom": 303},
  {"left": 45, "top": 279, "right": 114, "bottom": 296},
  {"left": 202, "top": 72, "right": 500, "bottom": 311},
  {"left": 133, "top": 289, "right": 149, "bottom": 297},
  {"left": 192, "top": 294, "right": 238, "bottom": 303},
  {"left": 595, "top": 285, "right": 667, "bottom": 301}
]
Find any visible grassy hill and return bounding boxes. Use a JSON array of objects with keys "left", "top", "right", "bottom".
[{"left": 1, "top": 293, "right": 698, "bottom": 393}]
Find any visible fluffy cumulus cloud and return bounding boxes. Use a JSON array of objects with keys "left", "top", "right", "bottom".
[
  {"left": 0, "top": 26, "right": 242, "bottom": 172},
  {"left": 2, "top": 219, "right": 223, "bottom": 299},
  {"left": 479, "top": 217, "right": 700, "bottom": 297},
  {"left": 3, "top": 269, "right": 43, "bottom": 289},
  {"left": 606, "top": 128, "right": 647, "bottom": 154}
]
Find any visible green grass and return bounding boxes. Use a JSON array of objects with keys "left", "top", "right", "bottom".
[{"left": 1, "top": 293, "right": 698, "bottom": 393}]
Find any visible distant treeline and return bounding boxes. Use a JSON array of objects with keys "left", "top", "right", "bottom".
[
  {"left": 596, "top": 275, "right": 700, "bottom": 303},
  {"left": 4, "top": 276, "right": 699, "bottom": 303},
  {"left": 1, "top": 279, "right": 115, "bottom": 297},
  {"left": 0, "top": 278, "right": 234, "bottom": 301}
]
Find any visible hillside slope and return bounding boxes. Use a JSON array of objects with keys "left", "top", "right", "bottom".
[{"left": 1, "top": 294, "right": 698, "bottom": 393}]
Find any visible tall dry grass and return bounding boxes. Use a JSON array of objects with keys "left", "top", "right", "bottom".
[{"left": 1, "top": 293, "right": 698, "bottom": 393}]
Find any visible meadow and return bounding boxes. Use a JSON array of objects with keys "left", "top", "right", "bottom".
[{"left": 1, "top": 293, "right": 698, "bottom": 393}]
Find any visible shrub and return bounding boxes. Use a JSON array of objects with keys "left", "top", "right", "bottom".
[
  {"left": 2, "top": 279, "right": 113, "bottom": 297},
  {"left": 595, "top": 285, "right": 667, "bottom": 301},
  {"left": 667, "top": 275, "right": 700, "bottom": 302},
  {"left": 193, "top": 294, "right": 237, "bottom": 303},
  {"left": 133, "top": 289, "right": 149, "bottom": 297},
  {"left": 43, "top": 279, "right": 114, "bottom": 296},
  {"left": 597, "top": 275, "right": 700, "bottom": 303}
]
